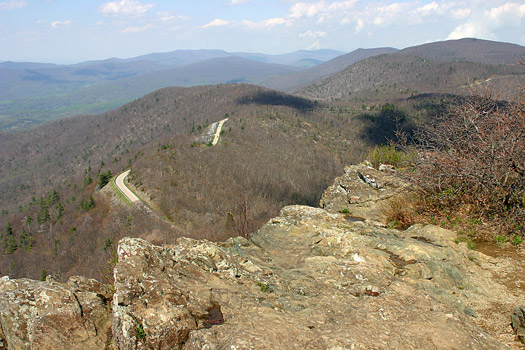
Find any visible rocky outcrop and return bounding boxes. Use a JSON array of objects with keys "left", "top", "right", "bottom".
[
  {"left": 111, "top": 207, "right": 509, "bottom": 349},
  {"left": 0, "top": 275, "right": 112, "bottom": 350},
  {"left": 2, "top": 164, "right": 523, "bottom": 349},
  {"left": 320, "top": 164, "right": 414, "bottom": 222},
  {"left": 110, "top": 164, "right": 515, "bottom": 349},
  {"left": 512, "top": 306, "right": 525, "bottom": 343}
]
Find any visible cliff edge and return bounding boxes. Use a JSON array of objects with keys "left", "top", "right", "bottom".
[{"left": 1, "top": 165, "right": 523, "bottom": 349}]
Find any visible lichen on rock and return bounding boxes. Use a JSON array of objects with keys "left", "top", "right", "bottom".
[
  {"left": 511, "top": 306, "right": 525, "bottom": 343},
  {"left": 0, "top": 275, "right": 112, "bottom": 350},
  {"left": 111, "top": 164, "right": 512, "bottom": 349},
  {"left": 1, "top": 164, "right": 522, "bottom": 349}
]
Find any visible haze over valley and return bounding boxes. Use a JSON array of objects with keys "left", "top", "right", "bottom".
[{"left": 0, "top": 0, "right": 524, "bottom": 348}]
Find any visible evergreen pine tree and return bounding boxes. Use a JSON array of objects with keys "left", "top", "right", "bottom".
[{"left": 57, "top": 202, "right": 65, "bottom": 220}]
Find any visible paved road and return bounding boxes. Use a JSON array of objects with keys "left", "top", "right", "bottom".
[
  {"left": 115, "top": 169, "right": 141, "bottom": 204},
  {"left": 211, "top": 118, "right": 228, "bottom": 146},
  {"left": 114, "top": 119, "right": 227, "bottom": 213}
]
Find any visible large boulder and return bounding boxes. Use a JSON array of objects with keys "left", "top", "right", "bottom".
[
  {"left": 0, "top": 275, "right": 112, "bottom": 350},
  {"left": 320, "top": 164, "right": 414, "bottom": 222},
  {"left": 112, "top": 203, "right": 508, "bottom": 349}
]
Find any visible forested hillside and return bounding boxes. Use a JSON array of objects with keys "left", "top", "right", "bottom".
[
  {"left": 299, "top": 54, "right": 525, "bottom": 101},
  {"left": 297, "top": 39, "right": 525, "bottom": 102},
  {"left": 0, "top": 84, "right": 417, "bottom": 280},
  {"left": 261, "top": 47, "right": 398, "bottom": 91},
  {"left": 1, "top": 38, "right": 523, "bottom": 285}
]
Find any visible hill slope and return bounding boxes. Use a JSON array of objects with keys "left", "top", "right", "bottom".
[
  {"left": 1, "top": 84, "right": 400, "bottom": 280},
  {"left": 261, "top": 47, "right": 398, "bottom": 91},
  {"left": 298, "top": 54, "right": 525, "bottom": 102},
  {"left": 398, "top": 38, "right": 525, "bottom": 65},
  {"left": 297, "top": 38, "right": 525, "bottom": 102}
]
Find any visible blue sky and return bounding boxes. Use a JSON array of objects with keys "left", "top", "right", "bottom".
[{"left": 1, "top": 0, "right": 524, "bottom": 63}]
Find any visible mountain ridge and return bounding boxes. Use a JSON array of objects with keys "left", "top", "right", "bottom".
[
  {"left": 261, "top": 47, "right": 399, "bottom": 91},
  {"left": 297, "top": 39, "right": 525, "bottom": 102}
]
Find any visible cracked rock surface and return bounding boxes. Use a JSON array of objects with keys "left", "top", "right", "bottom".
[
  {"left": 0, "top": 275, "right": 112, "bottom": 350},
  {"left": 112, "top": 166, "right": 512, "bottom": 349},
  {"left": 320, "top": 164, "right": 414, "bottom": 222},
  {"left": 2, "top": 165, "right": 522, "bottom": 349}
]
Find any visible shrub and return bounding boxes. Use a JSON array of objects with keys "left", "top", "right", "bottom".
[
  {"left": 382, "top": 195, "right": 418, "bottom": 230},
  {"left": 511, "top": 234, "right": 523, "bottom": 246},
  {"left": 366, "top": 145, "right": 415, "bottom": 169},
  {"left": 403, "top": 91, "right": 524, "bottom": 234},
  {"left": 494, "top": 235, "right": 507, "bottom": 244},
  {"left": 136, "top": 324, "right": 146, "bottom": 340}
]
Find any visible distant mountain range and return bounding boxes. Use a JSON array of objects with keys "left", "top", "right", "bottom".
[
  {"left": 261, "top": 47, "right": 399, "bottom": 91},
  {"left": 69, "top": 48, "right": 344, "bottom": 68},
  {"left": 0, "top": 49, "right": 344, "bottom": 131},
  {"left": 1, "top": 38, "right": 524, "bottom": 132},
  {"left": 0, "top": 49, "right": 344, "bottom": 101}
]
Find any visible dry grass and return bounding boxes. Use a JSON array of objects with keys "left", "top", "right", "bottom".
[{"left": 381, "top": 194, "right": 422, "bottom": 230}]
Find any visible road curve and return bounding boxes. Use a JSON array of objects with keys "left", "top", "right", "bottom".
[
  {"left": 114, "top": 119, "right": 227, "bottom": 214},
  {"left": 211, "top": 118, "right": 228, "bottom": 146},
  {"left": 115, "top": 169, "right": 141, "bottom": 204}
]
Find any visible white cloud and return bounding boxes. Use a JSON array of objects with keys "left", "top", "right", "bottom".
[
  {"left": 230, "top": 0, "right": 249, "bottom": 4},
  {"left": 201, "top": 17, "right": 290, "bottom": 30},
  {"left": 51, "top": 20, "right": 72, "bottom": 29},
  {"left": 446, "top": 22, "right": 491, "bottom": 40},
  {"left": 299, "top": 30, "right": 326, "bottom": 39},
  {"left": 100, "top": 0, "right": 154, "bottom": 17},
  {"left": 447, "top": 2, "right": 525, "bottom": 40},
  {"left": 0, "top": 0, "right": 26, "bottom": 10},
  {"left": 354, "top": 18, "right": 364, "bottom": 33},
  {"left": 242, "top": 17, "right": 291, "bottom": 29},
  {"left": 451, "top": 8, "right": 471, "bottom": 20},
  {"left": 372, "top": 3, "right": 412, "bottom": 27},
  {"left": 201, "top": 19, "right": 230, "bottom": 29},
  {"left": 307, "top": 40, "right": 321, "bottom": 50},
  {"left": 487, "top": 2, "right": 525, "bottom": 26},
  {"left": 157, "top": 11, "right": 186, "bottom": 23},
  {"left": 414, "top": 2, "right": 440, "bottom": 17},
  {"left": 122, "top": 24, "right": 155, "bottom": 33},
  {"left": 289, "top": 0, "right": 357, "bottom": 19}
]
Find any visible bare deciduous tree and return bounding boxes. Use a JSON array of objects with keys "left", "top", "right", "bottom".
[{"left": 407, "top": 90, "right": 524, "bottom": 232}]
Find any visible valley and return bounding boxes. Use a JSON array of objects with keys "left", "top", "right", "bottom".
[
  {"left": 0, "top": 50, "right": 341, "bottom": 132},
  {"left": 0, "top": 38, "right": 524, "bottom": 282},
  {"left": 0, "top": 37, "right": 524, "bottom": 348}
]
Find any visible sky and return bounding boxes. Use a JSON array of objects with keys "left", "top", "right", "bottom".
[{"left": 1, "top": 0, "right": 524, "bottom": 64}]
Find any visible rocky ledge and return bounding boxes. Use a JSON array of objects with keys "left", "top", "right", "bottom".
[
  {"left": 0, "top": 275, "right": 112, "bottom": 349},
  {"left": 1, "top": 165, "right": 523, "bottom": 349}
]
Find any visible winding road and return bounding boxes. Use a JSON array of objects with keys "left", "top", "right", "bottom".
[
  {"left": 115, "top": 170, "right": 140, "bottom": 204},
  {"left": 114, "top": 117, "right": 228, "bottom": 213},
  {"left": 114, "top": 169, "right": 155, "bottom": 216}
]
